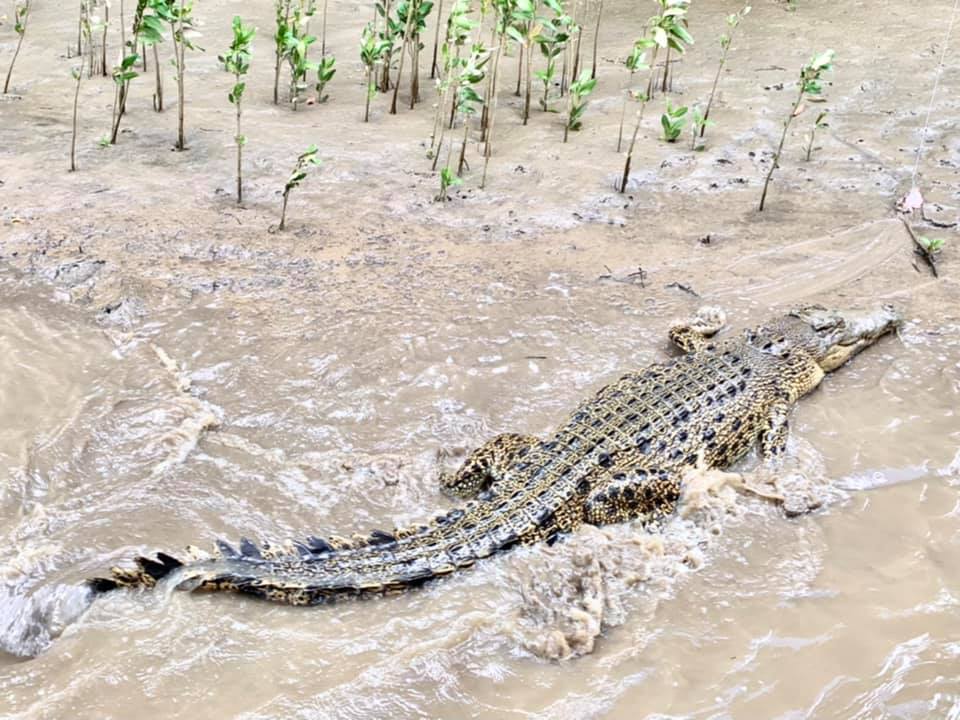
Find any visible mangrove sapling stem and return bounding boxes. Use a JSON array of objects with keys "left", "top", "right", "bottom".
[
  {"left": 3, "top": 2, "right": 30, "bottom": 95},
  {"left": 279, "top": 145, "right": 321, "bottom": 231},
  {"left": 379, "top": 0, "right": 394, "bottom": 91},
  {"left": 702, "top": 5, "right": 749, "bottom": 137},
  {"left": 659, "top": 45, "right": 670, "bottom": 94},
  {"left": 482, "top": 31, "right": 507, "bottom": 188},
  {"left": 101, "top": 4, "right": 109, "bottom": 77},
  {"left": 220, "top": 16, "right": 254, "bottom": 205},
  {"left": 590, "top": 0, "right": 601, "bottom": 79},
  {"left": 274, "top": 0, "right": 292, "bottom": 104},
  {"left": 430, "top": 0, "right": 444, "bottom": 78},
  {"left": 523, "top": 37, "right": 532, "bottom": 124},
  {"left": 77, "top": 2, "right": 83, "bottom": 56},
  {"left": 175, "top": 5, "right": 185, "bottom": 148},
  {"left": 109, "top": 0, "right": 149, "bottom": 144},
  {"left": 515, "top": 44, "right": 523, "bottom": 95},
  {"left": 757, "top": 88, "right": 801, "bottom": 211},
  {"left": 619, "top": 96, "right": 648, "bottom": 193},
  {"left": 70, "top": 61, "right": 84, "bottom": 169},
  {"left": 70, "top": 13, "right": 91, "bottom": 172},
  {"left": 321, "top": 0, "right": 328, "bottom": 54},
  {"left": 481, "top": 27, "right": 505, "bottom": 144},
  {"left": 152, "top": 43, "right": 163, "bottom": 110},
  {"left": 758, "top": 50, "right": 833, "bottom": 211},
  {"left": 390, "top": 2, "right": 416, "bottom": 113}
]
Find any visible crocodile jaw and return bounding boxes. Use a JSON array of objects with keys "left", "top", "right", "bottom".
[{"left": 818, "top": 304, "right": 901, "bottom": 372}]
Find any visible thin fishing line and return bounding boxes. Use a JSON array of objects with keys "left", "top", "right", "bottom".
[{"left": 910, "top": 0, "right": 960, "bottom": 186}]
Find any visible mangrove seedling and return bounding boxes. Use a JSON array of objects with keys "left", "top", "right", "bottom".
[
  {"left": 315, "top": 54, "right": 336, "bottom": 102},
  {"left": 279, "top": 144, "right": 321, "bottom": 231},
  {"left": 70, "top": 4, "right": 95, "bottom": 171},
  {"left": 918, "top": 235, "right": 946, "bottom": 254},
  {"left": 689, "top": 105, "right": 714, "bottom": 150},
  {"left": 152, "top": 0, "right": 203, "bottom": 151},
  {"left": 535, "top": 0, "right": 572, "bottom": 113},
  {"left": 286, "top": 29, "right": 318, "bottom": 109},
  {"left": 804, "top": 109, "right": 828, "bottom": 161},
  {"left": 758, "top": 49, "right": 834, "bottom": 211},
  {"left": 590, "top": 0, "right": 601, "bottom": 79},
  {"left": 360, "top": 21, "right": 391, "bottom": 121},
  {"left": 219, "top": 15, "right": 255, "bottom": 204},
  {"left": 701, "top": 4, "right": 749, "bottom": 136},
  {"left": 3, "top": 0, "right": 30, "bottom": 94},
  {"left": 619, "top": 3, "right": 692, "bottom": 192},
  {"left": 436, "top": 165, "right": 462, "bottom": 201},
  {"left": 454, "top": 41, "right": 488, "bottom": 176},
  {"left": 616, "top": 39, "right": 651, "bottom": 152},
  {"left": 660, "top": 99, "right": 687, "bottom": 142},
  {"left": 563, "top": 68, "right": 595, "bottom": 142},
  {"left": 507, "top": 0, "right": 539, "bottom": 124},
  {"left": 430, "top": 0, "right": 475, "bottom": 167},
  {"left": 429, "top": 0, "right": 444, "bottom": 78},
  {"left": 644, "top": 0, "right": 692, "bottom": 102},
  {"left": 360, "top": 23, "right": 391, "bottom": 120},
  {"left": 320, "top": 0, "right": 328, "bottom": 54},
  {"left": 273, "top": 0, "right": 293, "bottom": 103},
  {"left": 389, "top": 0, "right": 433, "bottom": 113},
  {"left": 109, "top": 0, "right": 162, "bottom": 143}
]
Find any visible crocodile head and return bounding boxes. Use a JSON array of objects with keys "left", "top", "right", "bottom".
[{"left": 785, "top": 304, "right": 901, "bottom": 372}]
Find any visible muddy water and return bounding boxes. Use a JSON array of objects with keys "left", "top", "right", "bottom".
[{"left": 2, "top": 245, "right": 959, "bottom": 718}]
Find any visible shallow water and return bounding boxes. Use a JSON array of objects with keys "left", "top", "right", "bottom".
[{"left": 1, "top": 258, "right": 958, "bottom": 718}]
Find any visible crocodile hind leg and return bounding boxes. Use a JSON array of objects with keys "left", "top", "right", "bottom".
[
  {"left": 440, "top": 433, "right": 540, "bottom": 499},
  {"left": 668, "top": 306, "right": 727, "bottom": 353},
  {"left": 583, "top": 468, "right": 682, "bottom": 526}
]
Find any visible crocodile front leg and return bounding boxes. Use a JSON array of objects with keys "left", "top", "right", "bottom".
[
  {"left": 759, "top": 401, "right": 790, "bottom": 461},
  {"left": 583, "top": 468, "right": 681, "bottom": 526},
  {"left": 439, "top": 433, "right": 541, "bottom": 499},
  {"left": 668, "top": 306, "right": 727, "bottom": 353}
]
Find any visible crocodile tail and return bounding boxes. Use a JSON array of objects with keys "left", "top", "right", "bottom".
[
  {"left": 86, "top": 529, "right": 451, "bottom": 604},
  {"left": 87, "top": 552, "right": 184, "bottom": 593}
]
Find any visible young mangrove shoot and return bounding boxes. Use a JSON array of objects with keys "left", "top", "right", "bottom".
[
  {"left": 660, "top": 99, "right": 687, "bottom": 142},
  {"left": 619, "top": 4, "right": 691, "bottom": 193},
  {"left": 535, "top": 0, "right": 572, "bottom": 113},
  {"left": 563, "top": 68, "right": 595, "bottom": 142},
  {"left": 701, "top": 4, "right": 749, "bottom": 137},
  {"left": 219, "top": 15, "right": 255, "bottom": 204},
  {"left": 616, "top": 40, "right": 650, "bottom": 152},
  {"left": 315, "top": 54, "right": 336, "bottom": 102},
  {"left": 804, "top": 109, "right": 828, "bottom": 161},
  {"left": 360, "top": 22, "right": 391, "bottom": 121},
  {"left": 689, "top": 105, "right": 713, "bottom": 150},
  {"left": 279, "top": 144, "right": 321, "bottom": 231},
  {"left": 3, "top": 1, "right": 31, "bottom": 94},
  {"left": 758, "top": 49, "right": 834, "bottom": 211}
]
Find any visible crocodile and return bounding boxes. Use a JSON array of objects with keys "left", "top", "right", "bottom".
[{"left": 89, "top": 303, "right": 900, "bottom": 605}]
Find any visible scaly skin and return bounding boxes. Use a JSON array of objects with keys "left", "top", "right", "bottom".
[{"left": 90, "top": 304, "right": 900, "bottom": 605}]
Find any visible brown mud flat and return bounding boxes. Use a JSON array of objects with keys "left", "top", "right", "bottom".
[{"left": 1, "top": 0, "right": 960, "bottom": 717}]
